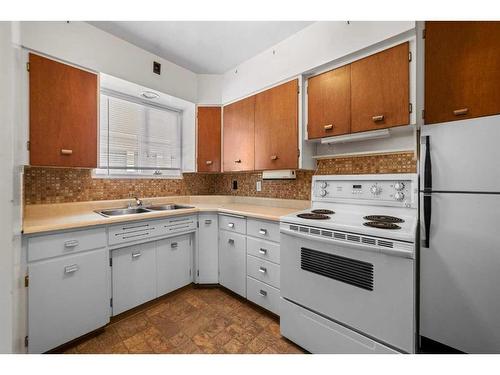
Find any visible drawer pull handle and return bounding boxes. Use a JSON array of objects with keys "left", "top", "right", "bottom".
[
  {"left": 234, "top": 159, "right": 242, "bottom": 163},
  {"left": 259, "top": 248, "right": 268, "bottom": 255},
  {"left": 270, "top": 155, "right": 278, "bottom": 160},
  {"left": 228, "top": 222, "right": 235, "bottom": 228},
  {"left": 205, "top": 219, "right": 212, "bottom": 224},
  {"left": 324, "top": 124, "right": 334, "bottom": 131},
  {"left": 171, "top": 242, "right": 178, "bottom": 248},
  {"left": 259, "top": 267, "right": 267, "bottom": 274},
  {"left": 259, "top": 289, "right": 268, "bottom": 297},
  {"left": 259, "top": 229, "right": 267, "bottom": 235},
  {"left": 453, "top": 108, "right": 469, "bottom": 116},
  {"left": 64, "top": 240, "right": 79, "bottom": 248},
  {"left": 61, "top": 149, "right": 73, "bottom": 155},
  {"left": 372, "top": 115, "right": 385, "bottom": 122},
  {"left": 228, "top": 239, "right": 235, "bottom": 244},
  {"left": 205, "top": 160, "right": 213, "bottom": 165},
  {"left": 64, "top": 264, "right": 79, "bottom": 274},
  {"left": 132, "top": 252, "right": 142, "bottom": 259}
]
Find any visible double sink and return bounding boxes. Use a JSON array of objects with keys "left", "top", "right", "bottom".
[{"left": 96, "top": 204, "right": 194, "bottom": 218}]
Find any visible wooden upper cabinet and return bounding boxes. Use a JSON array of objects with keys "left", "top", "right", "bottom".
[
  {"left": 425, "top": 21, "right": 500, "bottom": 125},
  {"left": 254, "top": 80, "right": 299, "bottom": 170},
  {"left": 223, "top": 96, "right": 255, "bottom": 172},
  {"left": 307, "top": 65, "right": 351, "bottom": 139},
  {"left": 197, "top": 106, "right": 221, "bottom": 172},
  {"left": 351, "top": 42, "right": 410, "bottom": 133},
  {"left": 29, "top": 53, "right": 98, "bottom": 168}
]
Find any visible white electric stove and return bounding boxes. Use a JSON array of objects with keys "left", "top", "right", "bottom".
[{"left": 279, "top": 174, "right": 418, "bottom": 354}]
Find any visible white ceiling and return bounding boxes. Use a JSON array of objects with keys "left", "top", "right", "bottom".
[{"left": 88, "top": 21, "right": 314, "bottom": 74}]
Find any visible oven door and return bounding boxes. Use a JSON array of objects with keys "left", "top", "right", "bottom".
[{"left": 280, "top": 228, "right": 415, "bottom": 353}]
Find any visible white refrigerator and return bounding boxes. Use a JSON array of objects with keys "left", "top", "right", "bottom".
[{"left": 419, "top": 115, "right": 500, "bottom": 353}]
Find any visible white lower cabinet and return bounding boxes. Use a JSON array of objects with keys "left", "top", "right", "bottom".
[
  {"left": 157, "top": 234, "right": 192, "bottom": 295},
  {"left": 111, "top": 241, "right": 157, "bottom": 316},
  {"left": 246, "top": 277, "right": 281, "bottom": 315},
  {"left": 28, "top": 248, "right": 109, "bottom": 353},
  {"left": 219, "top": 229, "right": 247, "bottom": 297},
  {"left": 197, "top": 213, "right": 219, "bottom": 284}
]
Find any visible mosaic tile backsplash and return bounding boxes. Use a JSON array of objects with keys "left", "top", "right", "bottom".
[{"left": 24, "top": 152, "right": 416, "bottom": 205}]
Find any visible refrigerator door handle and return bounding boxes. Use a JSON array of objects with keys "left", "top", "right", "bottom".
[
  {"left": 423, "top": 193, "right": 432, "bottom": 248},
  {"left": 423, "top": 135, "right": 432, "bottom": 191}
]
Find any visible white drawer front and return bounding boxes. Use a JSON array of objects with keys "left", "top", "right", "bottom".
[
  {"left": 219, "top": 214, "right": 246, "bottom": 235},
  {"left": 109, "top": 221, "right": 159, "bottom": 245},
  {"left": 247, "top": 219, "right": 280, "bottom": 242},
  {"left": 28, "top": 228, "right": 106, "bottom": 262},
  {"left": 247, "top": 255, "right": 280, "bottom": 289},
  {"left": 247, "top": 277, "right": 281, "bottom": 316},
  {"left": 247, "top": 237, "right": 280, "bottom": 264},
  {"left": 158, "top": 216, "right": 197, "bottom": 236}
]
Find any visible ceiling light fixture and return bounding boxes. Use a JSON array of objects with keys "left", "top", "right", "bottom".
[{"left": 141, "top": 91, "right": 160, "bottom": 99}]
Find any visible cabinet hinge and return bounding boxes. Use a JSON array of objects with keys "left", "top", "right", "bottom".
[
  {"left": 109, "top": 258, "right": 112, "bottom": 267},
  {"left": 408, "top": 51, "right": 412, "bottom": 62},
  {"left": 26, "top": 141, "right": 30, "bottom": 151},
  {"left": 189, "top": 269, "right": 192, "bottom": 276},
  {"left": 24, "top": 275, "right": 29, "bottom": 288},
  {"left": 421, "top": 109, "right": 425, "bottom": 119},
  {"left": 197, "top": 270, "right": 199, "bottom": 277},
  {"left": 409, "top": 103, "right": 413, "bottom": 113},
  {"left": 197, "top": 221, "right": 199, "bottom": 228},
  {"left": 297, "top": 148, "right": 300, "bottom": 158},
  {"left": 26, "top": 62, "right": 30, "bottom": 72},
  {"left": 24, "top": 336, "right": 29, "bottom": 347},
  {"left": 422, "top": 28, "right": 426, "bottom": 39},
  {"left": 110, "top": 298, "right": 113, "bottom": 308},
  {"left": 297, "top": 85, "right": 300, "bottom": 95}
]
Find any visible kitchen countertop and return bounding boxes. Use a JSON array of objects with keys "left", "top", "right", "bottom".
[{"left": 23, "top": 195, "right": 310, "bottom": 235}]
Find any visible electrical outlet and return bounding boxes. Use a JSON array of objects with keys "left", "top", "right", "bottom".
[
  {"left": 256, "top": 180, "right": 262, "bottom": 192},
  {"left": 232, "top": 180, "right": 238, "bottom": 190}
]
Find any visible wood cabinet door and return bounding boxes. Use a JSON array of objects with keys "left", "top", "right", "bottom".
[
  {"left": 307, "top": 65, "right": 351, "bottom": 139},
  {"left": 254, "top": 79, "right": 299, "bottom": 170},
  {"left": 351, "top": 42, "right": 410, "bottom": 133},
  {"left": 197, "top": 106, "right": 221, "bottom": 172},
  {"left": 425, "top": 21, "right": 500, "bottom": 125},
  {"left": 223, "top": 96, "right": 255, "bottom": 172},
  {"left": 29, "top": 53, "right": 98, "bottom": 168}
]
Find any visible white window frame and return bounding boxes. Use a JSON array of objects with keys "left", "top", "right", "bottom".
[{"left": 93, "top": 89, "right": 183, "bottom": 179}]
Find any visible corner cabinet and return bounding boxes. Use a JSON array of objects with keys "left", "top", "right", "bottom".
[
  {"left": 29, "top": 53, "right": 98, "bottom": 168},
  {"left": 197, "top": 106, "right": 221, "bottom": 172},
  {"left": 424, "top": 21, "right": 500, "bottom": 125},
  {"left": 254, "top": 79, "right": 299, "bottom": 170}
]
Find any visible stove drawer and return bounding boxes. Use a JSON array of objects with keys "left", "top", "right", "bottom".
[
  {"left": 280, "top": 298, "right": 399, "bottom": 354},
  {"left": 247, "top": 277, "right": 281, "bottom": 316},
  {"left": 246, "top": 255, "right": 280, "bottom": 289},
  {"left": 247, "top": 237, "right": 280, "bottom": 264},
  {"left": 247, "top": 219, "right": 279, "bottom": 242}
]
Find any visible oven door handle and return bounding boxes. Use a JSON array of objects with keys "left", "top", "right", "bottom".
[{"left": 280, "top": 228, "right": 414, "bottom": 259}]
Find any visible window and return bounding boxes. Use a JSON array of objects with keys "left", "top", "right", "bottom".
[{"left": 95, "top": 93, "right": 182, "bottom": 178}]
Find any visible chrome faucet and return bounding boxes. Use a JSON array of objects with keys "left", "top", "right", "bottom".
[{"left": 134, "top": 196, "right": 143, "bottom": 207}]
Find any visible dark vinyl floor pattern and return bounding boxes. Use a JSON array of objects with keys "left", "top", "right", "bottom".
[{"left": 62, "top": 285, "right": 305, "bottom": 354}]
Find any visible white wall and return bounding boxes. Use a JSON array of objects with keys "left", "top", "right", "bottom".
[
  {"left": 20, "top": 22, "right": 198, "bottom": 103},
  {"left": 197, "top": 74, "right": 223, "bottom": 105},
  {"left": 0, "top": 21, "right": 15, "bottom": 353}
]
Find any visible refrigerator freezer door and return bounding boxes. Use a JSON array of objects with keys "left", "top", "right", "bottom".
[
  {"left": 420, "top": 116, "right": 500, "bottom": 192},
  {"left": 420, "top": 192, "right": 500, "bottom": 353}
]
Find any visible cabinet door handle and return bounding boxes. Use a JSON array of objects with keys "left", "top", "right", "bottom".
[
  {"left": 259, "top": 267, "right": 267, "bottom": 274},
  {"left": 324, "top": 124, "right": 334, "bottom": 131},
  {"left": 234, "top": 159, "right": 241, "bottom": 163},
  {"left": 171, "top": 242, "right": 178, "bottom": 248},
  {"left": 228, "top": 239, "right": 235, "bottom": 244},
  {"left": 270, "top": 155, "right": 278, "bottom": 160},
  {"left": 227, "top": 222, "right": 235, "bottom": 228},
  {"left": 259, "top": 289, "right": 268, "bottom": 297},
  {"left": 205, "top": 160, "right": 213, "bottom": 165},
  {"left": 131, "top": 251, "right": 142, "bottom": 259},
  {"left": 61, "top": 149, "right": 73, "bottom": 155},
  {"left": 204, "top": 219, "right": 212, "bottom": 224},
  {"left": 259, "top": 248, "right": 268, "bottom": 255},
  {"left": 259, "top": 229, "right": 267, "bottom": 235},
  {"left": 372, "top": 115, "right": 385, "bottom": 122},
  {"left": 64, "top": 264, "right": 79, "bottom": 274},
  {"left": 453, "top": 108, "right": 469, "bottom": 116},
  {"left": 64, "top": 240, "right": 79, "bottom": 248}
]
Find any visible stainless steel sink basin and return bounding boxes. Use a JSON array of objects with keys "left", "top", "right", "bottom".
[
  {"left": 146, "top": 204, "right": 194, "bottom": 211},
  {"left": 96, "top": 207, "right": 151, "bottom": 217}
]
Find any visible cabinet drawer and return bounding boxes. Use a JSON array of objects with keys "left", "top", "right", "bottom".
[
  {"left": 28, "top": 227, "right": 106, "bottom": 262},
  {"left": 219, "top": 214, "right": 246, "bottom": 235},
  {"left": 247, "top": 277, "right": 281, "bottom": 316},
  {"left": 158, "top": 215, "right": 197, "bottom": 236},
  {"left": 247, "top": 237, "right": 280, "bottom": 264},
  {"left": 109, "top": 220, "right": 159, "bottom": 246},
  {"left": 246, "top": 255, "right": 280, "bottom": 289},
  {"left": 247, "top": 218, "right": 279, "bottom": 242}
]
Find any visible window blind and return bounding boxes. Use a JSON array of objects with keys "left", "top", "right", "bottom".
[{"left": 98, "top": 94, "right": 181, "bottom": 176}]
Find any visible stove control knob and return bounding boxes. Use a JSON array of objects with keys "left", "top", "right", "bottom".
[
  {"left": 319, "top": 181, "right": 328, "bottom": 189},
  {"left": 394, "top": 191, "right": 405, "bottom": 201},
  {"left": 394, "top": 182, "right": 405, "bottom": 191},
  {"left": 370, "top": 185, "right": 381, "bottom": 195},
  {"left": 319, "top": 189, "right": 328, "bottom": 197}
]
